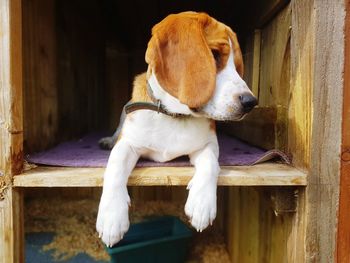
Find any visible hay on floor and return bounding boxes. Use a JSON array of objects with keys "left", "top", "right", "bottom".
[{"left": 25, "top": 198, "right": 230, "bottom": 263}]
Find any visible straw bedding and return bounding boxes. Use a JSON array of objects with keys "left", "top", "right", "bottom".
[{"left": 25, "top": 197, "right": 230, "bottom": 262}]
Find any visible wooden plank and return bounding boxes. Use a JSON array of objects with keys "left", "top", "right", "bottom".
[
  {"left": 0, "top": 0, "right": 23, "bottom": 188},
  {"left": 13, "top": 163, "right": 306, "bottom": 187},
  {"left": 251, "top": 30, "right": 261, "bottom": 97},
  {"left": 337, "top": 0, "right": 350, "bottom": 261},
  {"left": 0, "top": 0, "right": 24, "bottom": 257},
  {"left": 225, "top": 187, "right": 240, "bottom": 263},
  {"left": 259, "top": 8, "right": 290, "bottom": 106},
  {"left": 237, "top": 188, "right": 259, "bottom": 262},
  {"left": 56, "top": 0, "right": 106, "bottom": 141},
  {"left": 243, "top": 30, "right": 261, "bottom": 97},
  {"left": 255, "top": 0, "right": 290, "bottom": 26},
  {"left": 302, "top": 0, "right": 344, "bottom": 262},
  {"left": 22, "top": 0, "right": 58, "bottom": 153},
  {"left": 105, "top": 45, "right": 130, "bottom": 130},
  {"left": 289, "top": 1, "right": 312, "bottom": 169},
  {"left": 225, "top": 6, "right": 291, "bottom": 150},
  {"left": 0, "top": 0, "right": 24, "bottom": 261},
  {"left": 224, "top": 3, "right": 313, "bottom": 262},
  {"left": 280, "top": 2, "right": 317, "bottom": 261},
  {"left": 259, "top": 5, "right": 291, "bottom": 151},
  {"left": 0, "top": 188, "right": 24, "bottom": 263},
  {"left": 259, "top": 4, "right": 291, "bottom": 108},
  {"left": 225, "top": 187, "right": 300, "bottom": 263},
  {"left": 288, "top": 2, "right": 315, "bottom": 262}
]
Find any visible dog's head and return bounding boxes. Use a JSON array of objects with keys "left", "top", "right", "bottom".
[{"left": 145, "top": 11, "right": 257, "bottom": 121}]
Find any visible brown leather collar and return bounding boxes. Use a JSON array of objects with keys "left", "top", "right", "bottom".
[{"left": 124, "top": 82, "right": 190, "bottom": 118}]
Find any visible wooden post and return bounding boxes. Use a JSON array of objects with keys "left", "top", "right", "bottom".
[
  {"left": 288, "top": 2, "right": 315, "bottom": 261},
  {"left": 0, "top": 189, "right": 24, "bottom": 263},
  {"left": 0, "top": 0, "right": 24, "bottom": 262},
  {"left": 305, "top": 0, "right": 345, "bottom": 262},
  {"left": 337, "top": 0, "right": 350, "bottom": 262}
]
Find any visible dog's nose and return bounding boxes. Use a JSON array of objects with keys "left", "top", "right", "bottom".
[{"left": 239, "top": 93, "right": 258, "bottom": 113}]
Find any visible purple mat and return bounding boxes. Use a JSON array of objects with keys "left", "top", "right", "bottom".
[{"left": 26, "top": 133, "right": 290, "bottom": 168}]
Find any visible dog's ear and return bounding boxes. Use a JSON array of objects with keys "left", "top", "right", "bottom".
[
  {"left": 225, "top": 27, "right": 244, "bottom": 78},
  {"left": 145, "top": 13, "right": 216, "bottom": 109}
]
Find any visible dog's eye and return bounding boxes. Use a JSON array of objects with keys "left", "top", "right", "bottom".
[{"left": 211, "top": 49, "right": 221, "bottom": 68}]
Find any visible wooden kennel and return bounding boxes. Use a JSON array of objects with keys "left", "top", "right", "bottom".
[{"left": 0, "top": 0, "right": 348, "bottom": 262}]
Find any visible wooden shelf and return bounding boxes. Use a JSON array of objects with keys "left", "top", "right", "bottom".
[{"left": 13, "top": 163, "right": 307, "bottom": 187}]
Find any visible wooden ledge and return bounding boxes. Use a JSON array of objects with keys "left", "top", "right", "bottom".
[{"left": 13, "top": 163, "right": 307, "bottom": 187}]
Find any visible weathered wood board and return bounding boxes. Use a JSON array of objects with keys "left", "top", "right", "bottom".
[
  {"left": 22, "top": 0, "right": 58, "bottom": 153},
  {"left": 0, "top": 0, "right": 24, "bottom": 262},
  {"left": 14, "top": 163, "right": 306, "bottom": 187},
  {"left": 337, "top": 0, "right": 350, "bottom": 261},
  {"left": 305, "top": 0, "right": 344, "bottom": 262},
  {"left": 224, "top": 5, "right": 291, "bottom": 151},
  {"left": 225, "top": 187, "right": 301, "bottom": 263}
]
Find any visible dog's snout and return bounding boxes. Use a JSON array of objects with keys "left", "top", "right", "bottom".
[{"left": 239, "top": 93, "right": 258, "bottom": 113}]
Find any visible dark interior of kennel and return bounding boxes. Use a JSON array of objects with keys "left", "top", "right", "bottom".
[
  {"left": 23, "top": 0, "right": 290, "bottom": 153},
  {"left": 21, "top": 0, "right": 304, "bottom": 262}
]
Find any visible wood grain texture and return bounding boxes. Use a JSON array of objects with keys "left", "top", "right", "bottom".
[
  {"left": 22, "top": 0, "right": 58, "bottom": 153},
  {"left": 105, "top": 45, "right": 130, "bottom": 130},
  {"left": 255, "top": 0, "right": 290, "bottom": 26},
  {"left": 226, "top": 187, "right": 259, "bottom": 262},
  {"left": 337, "top": 0, "right": 350, "bottom": 261},
  {"left": 0, "top": 1, "right": 24, "bottom": 261},
  {"left": 259, "top": 5, "right": 291, "bottom": 108},
  {"left": 304, "top": 0, "right": 344, "bottom": 262},
  {"left": 286, "top": 2, "right": 316, "bottom": 261},
  {"left": 0, "top": 0, "right": 23, "bottom": 189},
  {"left": 243, "top": 29, "right": 261, "bottom": 97},
  {"left": 0, "top": 188, "right": 24, "bottom": 263},
  {"left": 224, "top": 4, "right": 312, "bottom": 262},
  {"left": 56, "top": 0, "right": 106, "bottom": 141},
  {"left": 251, "top": 30, "right": 261, "bottom": 97},
  {"left": 13, "top": 163, "right": 307, "bottom": 187},
  {"left": 259, "top": 5, "right": 291, "bottom": 151},
  {"left": 225, "top": 5, "right": 291, "bottom": 150},
  {"left": 289, "top": 0, "right": 313, "bottom": 169},
  {"left": 225, "top": 187, "right": 300, "bottom": 263}
]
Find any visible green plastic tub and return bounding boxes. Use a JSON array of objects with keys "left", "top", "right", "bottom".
[{"left": 105, "top": 216, "right": 193, "bottom": 263}]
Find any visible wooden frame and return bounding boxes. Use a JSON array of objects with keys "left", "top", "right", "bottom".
[
  {"left": 305, "top": 1, "right": 344, "bottom": 261},
  {"left": 14, "top": 164, "right": 306, "bottom": 187},
  {"left": 0, "top": 0, "right": 347, "bottom": 262},
  {"left": 0, "top": 0, "right": 24, "bottom": 262},
  {"left": 337, "top": 0, "right": 350, "bottom": 261}
]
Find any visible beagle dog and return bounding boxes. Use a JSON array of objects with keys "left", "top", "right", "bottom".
[{"left": 97, "top": 11, "right": 257, "bottom": 247}]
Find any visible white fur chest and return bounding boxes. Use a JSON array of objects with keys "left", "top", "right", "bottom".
[{"left": 121, "top": 111, "right": 216, "bottom": 162}]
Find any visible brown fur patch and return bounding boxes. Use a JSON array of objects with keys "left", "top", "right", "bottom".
[
  {"left": 145, "top": 12, "right": 217, "bottom": 109},
  {"left": 204, "top": 22, "right": 231, "bottom": 73},
  {"left": 145, "top": 12, "right": 244, "bottom": 108},
  {"left": 131, "top": 73, "right": 152, "bottom": 103}
]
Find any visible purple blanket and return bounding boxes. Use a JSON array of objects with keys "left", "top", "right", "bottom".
[{"left": 26, "top": 133, "right": 289, "bottom": 168}]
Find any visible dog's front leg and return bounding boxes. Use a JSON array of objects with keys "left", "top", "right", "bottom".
[
  {"left": 96, "top": 139, "right": 139, "bottom": 247},
  {"left": 185, "top": 141, "right": 220, "bottom": 232}
]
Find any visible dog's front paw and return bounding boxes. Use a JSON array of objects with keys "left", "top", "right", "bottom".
[
  {"left": 96, "top": 194, "right": 130, "bottom": 247},
  {"left": 185, "top": 184, "right": 217, "bottom": 232}
]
